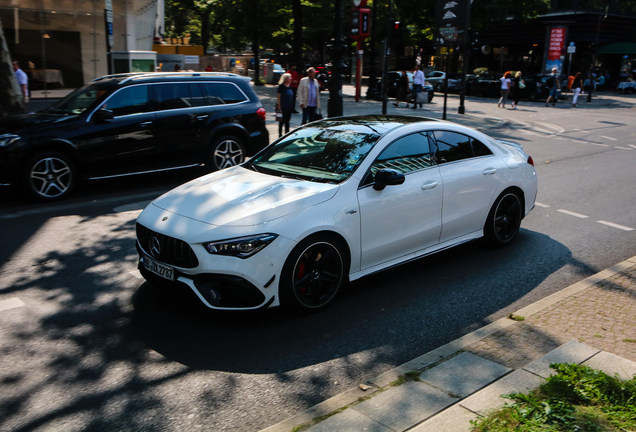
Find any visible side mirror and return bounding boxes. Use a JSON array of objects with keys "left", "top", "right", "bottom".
[
  {"left": 93, "top": 108, "right": 114, "bottom": 122},
  {"left": 373, "top": 168, "right": 405, "bottom": 191}
]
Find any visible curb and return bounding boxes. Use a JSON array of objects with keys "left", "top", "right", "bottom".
[{"left": 259, "top": 254, "right": 636, "bottom": 432}]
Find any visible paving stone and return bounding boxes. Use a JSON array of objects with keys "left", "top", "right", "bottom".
[
  {"left": 409, "top": 404, "right": 477, "bottom": 432},
  {"left": 306, "top": 409, "right": 392, "bottom": 432},
  {"left": 523, "top": 340, "right": 600, "bottom": 378},
  {"left": 419, "top": 352, "right": 511, "bottom": 398},
  {"left": 583, "top": 351, "right": 636, "bottom": 380},
  {"left": 353, "top": 381, "right": 458, "bottom": 432},
  {"left": 460, "top": 369, "right": 545, "bottom": 415}
]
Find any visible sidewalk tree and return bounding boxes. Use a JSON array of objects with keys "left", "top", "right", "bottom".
[{"left": 0, "top": 17, "right": 24, "bottom": 117}]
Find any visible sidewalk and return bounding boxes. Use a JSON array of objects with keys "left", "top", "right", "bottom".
[{"left": 260, "top": 255, "right": 636, "bottom": 432}]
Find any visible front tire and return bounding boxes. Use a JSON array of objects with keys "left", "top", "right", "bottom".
[
  {"left": 208, "top": 136, "right": 245, "bottom": 171},
  {"left": 280, "top": 234, "right": 347, "bottom": 312},
  {"left": 484, "top": 190, "right": 523, "bottom": 246},
  {"left": 23, "top": 151, "right": 76, "bottom": 201}
]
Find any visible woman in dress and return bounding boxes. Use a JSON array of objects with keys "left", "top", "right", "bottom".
[
  {"left": 276, "top": 73, "right": 295, "bottom": 137},
  {"left": 498, "top": 71, "right": 511, "bottom": 108}
]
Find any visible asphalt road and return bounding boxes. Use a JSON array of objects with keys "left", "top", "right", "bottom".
[{"left": 0, "top": 93, "right": 635, "bottom": 431}]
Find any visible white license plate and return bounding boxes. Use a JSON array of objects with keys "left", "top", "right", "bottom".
[{"left": 143, "top": 255, "right": 175, "bottom": 281}]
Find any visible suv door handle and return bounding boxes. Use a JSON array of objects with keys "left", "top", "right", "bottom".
[
  {"left": 421, "top": 181, "right": 438, "bottom": 190},
  {"left": 196, "top": 115, "right": 208, "bottom": 121},
  {"left": 483, "top": 168, "right": 497, "bottom": 176},
  {"left": 139, "top": 121, "right": 152, "bottom": 127}
]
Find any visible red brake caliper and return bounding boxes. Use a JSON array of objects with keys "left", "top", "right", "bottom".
[{"left": 297, "top": 263, "right": 306, "bottom": 293}]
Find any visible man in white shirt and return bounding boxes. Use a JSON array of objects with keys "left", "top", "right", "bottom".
[
  {"left": 298, "top": 67, "right": 321, "bottom": 124},
  {"left": 412, "top": 64, "right": 425, "bottom": 109},
  {"left": 12, "top": 60, "right": 29, "bottom": 104}
]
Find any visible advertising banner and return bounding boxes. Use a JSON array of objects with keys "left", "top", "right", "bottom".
[
  {"left": 544, "top": 26, "right": 566, "bottom": 73},
  {"left": 435, "top": 0, "right": 468, "bottom": 45}
]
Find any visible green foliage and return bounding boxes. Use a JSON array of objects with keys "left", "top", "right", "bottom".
[
  {"left": 471, "top": 363, "right": 636, "bottom": 432},
  {"left": 471, "top": 0, "right": 551, "bottom": 31}
]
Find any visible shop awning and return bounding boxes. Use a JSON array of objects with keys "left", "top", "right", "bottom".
[{"left": 597, "top": 42, "right": 636, "bottom": 54}]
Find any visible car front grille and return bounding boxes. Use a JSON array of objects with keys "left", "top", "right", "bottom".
[{"left": 136, "top": 223, "right": 199, "bottom": 269}]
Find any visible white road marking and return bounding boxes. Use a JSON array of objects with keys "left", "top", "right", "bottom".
[
  {"left": 615, "top": 146, "right": 633, "bottom": 150},
  {"left": 553, "top": 137, "right": 567, "bottom": 141},
  {"left": 597, "top": 221, "right": 634, "bottom": 231},
  {"left": 629, "top": 144, "right": 636, "bottom": 150},
  {"left": 557, "top": 209, "right": 589, "bottom": 219},
  {"left": 0, "top": 298, "right": 25, "bottom": 312},
  {"left": 601, "top": 136, "right": 617, "bottom": 141},
  {"left": 589, "top": 143, "right": 609, "bottom": 147},
  {"left": 535, "top": 202, "right": 551, "bottom": 208}
]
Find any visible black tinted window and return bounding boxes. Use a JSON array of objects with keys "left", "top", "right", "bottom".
[
  {"left": 432, "top": 131, "right": 473, "bottom": 163},
  {"left": 189, "top": 83, "right": 207, "bottom": 107},
  {"left": 370, "top": 132, "right": 434, "bottom": 179},
  {"left": 155, "top": 83, "right": 192, "bottom": 110},
  {"left": 202, "top": 83, "right": 247, "bottom": 104},
  {"left": 103, "top": 85, "right": 150, "bottom": 116},
  {"left": 471, "top": 138, "right": 493, "bottom": 157}
]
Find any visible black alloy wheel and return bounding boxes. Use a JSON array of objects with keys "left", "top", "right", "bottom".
[
  {"left": 23, "top": 152, "right": 76, "bottom": 201},
  {"left": 209, "top": 136, "right": 245, "bottom": 171},
  {"left": 435, "top": 83, "right": 443, "bottom": 92},
  {"left": 485, "top": 191, "right": 523, "bottom": 246},
  {"left": 280, "top": 235, "right": 346, "bottom": 312}
]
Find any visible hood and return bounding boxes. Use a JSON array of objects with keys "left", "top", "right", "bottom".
[
  {"left": 0, "top": 112, "right": 77, "bottom": 135},
  {"left": 151, "top": 166, "right": 339, "bottom": 227}
]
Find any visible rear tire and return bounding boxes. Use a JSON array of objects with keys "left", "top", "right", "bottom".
[
  {"left": 23, "top": 151, "right": 76, "bottom": 201},
  {"left": 279, "top": 234, "right": 347, "bottom": 313},
  {"left": 208, "top": 136, "right": 245, "bottom": 171},
  {"left": 484, "top": 190, "right": 523, "bottom": 246}
]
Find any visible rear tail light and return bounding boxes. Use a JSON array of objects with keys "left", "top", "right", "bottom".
[
  {"left": 257, "top": 107, "right": 266, "bottom": 122},
  {"left": 527, "top": 156, "right": 534, "bottom": 166}
]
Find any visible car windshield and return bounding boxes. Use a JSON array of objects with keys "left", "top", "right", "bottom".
[
  {"left": 248, "top": 126, "right": 380, "bottom": 183},
  {"left": 47, "top": 83, "right": 111, "bottom": 115}
]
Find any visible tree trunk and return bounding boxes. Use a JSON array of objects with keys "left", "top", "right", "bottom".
[
  {"left": 251, "top": 0, "right": 261, "bottom": 85},
  {"left": 0, "top": 17, "right": 25, "bottom": 117}
]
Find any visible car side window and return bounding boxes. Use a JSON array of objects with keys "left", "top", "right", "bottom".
[
  {"left": 431, "top": 131, "right": 474, "bottom": 164},
  {"left": 189, "top": 83, "right": 208, "bottom": 107},
  {"left": 364, "top": 132, "right": 434, "bottom": 185},
  {"left": 155, "top": 83, "right": 192, "bottom": 110},
  {"left": 102, "top": 85, "right": 150, "bottom": 117},
  {"left": 201, "top": 83, "right": 248, "bottom": 105},
  {"left": 471, "top": 138, "right": 493, "bottom": 157}
]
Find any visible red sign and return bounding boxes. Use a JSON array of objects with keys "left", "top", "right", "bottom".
[
  {"left": 547, "top": 27, "right": 565, "bottom": 61},
  {"left": 350, "top": 8, "right": 370, "bottom": 41}
]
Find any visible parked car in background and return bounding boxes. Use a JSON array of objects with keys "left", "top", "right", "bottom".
[
  {"left": 426, "top": 71, "right": 463, "bottom": 92},
  {"left": 135, "top": 115, "right": 537, "bottom": 312},
  {"left": 272, "top": 64, "right": 284, "bottom": 83},
  {"left": 316, "top": 66, "right": 331, "bottom": 91},
  {"left": 465, "top": 74, "right": 501, "bottom": 98},
  {"left": 0, "top": 72, "right": 269, "bottom": 201},
  {"left": 375, "top": 71, "right": 434, "bottom": 103}
]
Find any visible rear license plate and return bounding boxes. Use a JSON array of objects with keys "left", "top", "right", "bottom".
[{"left": 143, "top": 255, "right": 175, "bottom": 281}]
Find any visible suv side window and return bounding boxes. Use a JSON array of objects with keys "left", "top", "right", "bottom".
[
  {"left": 363, "top": 132, "right": 434, "bottom": 185},
  {"left": 103, "top": 85, "right": 151, "bottom": 117},
  {"left": 202, "top": 82, "right": 248, "bottom": 105},
  {"left": 189, "top": 83, "right": 208, "bottom": 107},
  {"left": 155, "top": 83, "right": 192, "bottom": 110},
  {"left": 431, "top": 131, "right": 473, "bottom": 164}
]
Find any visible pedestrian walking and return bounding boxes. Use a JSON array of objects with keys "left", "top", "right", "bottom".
[
  {"left": 298, "top": 67, "right": 320, "bottom": 125},
  {"left": 286, "top": 63, "right": 300, "bottom": 113},
  {"left": 585, "top": 65, "right": 595, "bottom": 102},
  {"left": 11, "top": 59, "right": 28, "bottom": 104},
  {"left": 276, "top": 73, "right": 295, "bottom": 137},
  {"left": 412, "top": 64, "right": 425, "bottom": 109},
  {"left": 393, "top": 70, "right": 410, "bottom": 108},
  {"left": 511, "top": 71, "right": 524, "bottom": 109},
  {"left": 571, "top": 72, "right": 583, "bottom": 107},
  {"left": 545, "top": 68, "right": 560, "bottom": 107},
  {"left": 498, "top": 71, "right": 511, "bottom": 108}
]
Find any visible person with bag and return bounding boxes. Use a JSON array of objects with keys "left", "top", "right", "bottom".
[
  {"left": 545, "top": 68, "right": 560, "bottom": 107},
  {"left": 511, "top": 71, "right": 524, "bottom": 110},
  {"left": 411, "top": 65, "right": 425, "bottom": 109},
  {"left": 393, "top": 70, "right": 410, "bottom": 108},
  {"left": 276, "top": 73, "right": 295, "bottom": 137},
  {"left": 498, "top": 71, "right": 511, "bottom": 108},
  {"left": 571, "top": 72, "right": 583, "bottom": 107},
  {"left": 298, "top": 67, "right": 321, "bottom": 124}
]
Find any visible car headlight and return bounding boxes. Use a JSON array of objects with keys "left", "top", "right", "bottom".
[
  {"left": 203, "top": 234, "right": 278, "bottom": 259},
  {"left": 0, "top": 134, "right": 20, "bottom": 147}
]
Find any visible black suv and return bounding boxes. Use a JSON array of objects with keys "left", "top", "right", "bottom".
[{"left": 0, "top": 72, "right": 269, "bottom": 201}]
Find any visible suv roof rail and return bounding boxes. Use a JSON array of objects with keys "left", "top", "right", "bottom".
[{"left": 92, "top": 71, "right": 244, "bottom": 84}]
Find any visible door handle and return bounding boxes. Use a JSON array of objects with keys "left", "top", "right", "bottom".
[
  {"left": 139, "top": 121, "right": 152, "bottom": 127},
  {"left": 196, "top": 115, "right": 208, "bottom": 121},
  {"left": 483, "top": 168, "right": 497, "bottom": 176},
  {"left": 421, "top": 181, "right": 438, "bottom": 190}
]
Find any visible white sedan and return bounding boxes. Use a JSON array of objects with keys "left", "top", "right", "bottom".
[{"left": 136, "top": 116, "right": 537, "bottom": 312}]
